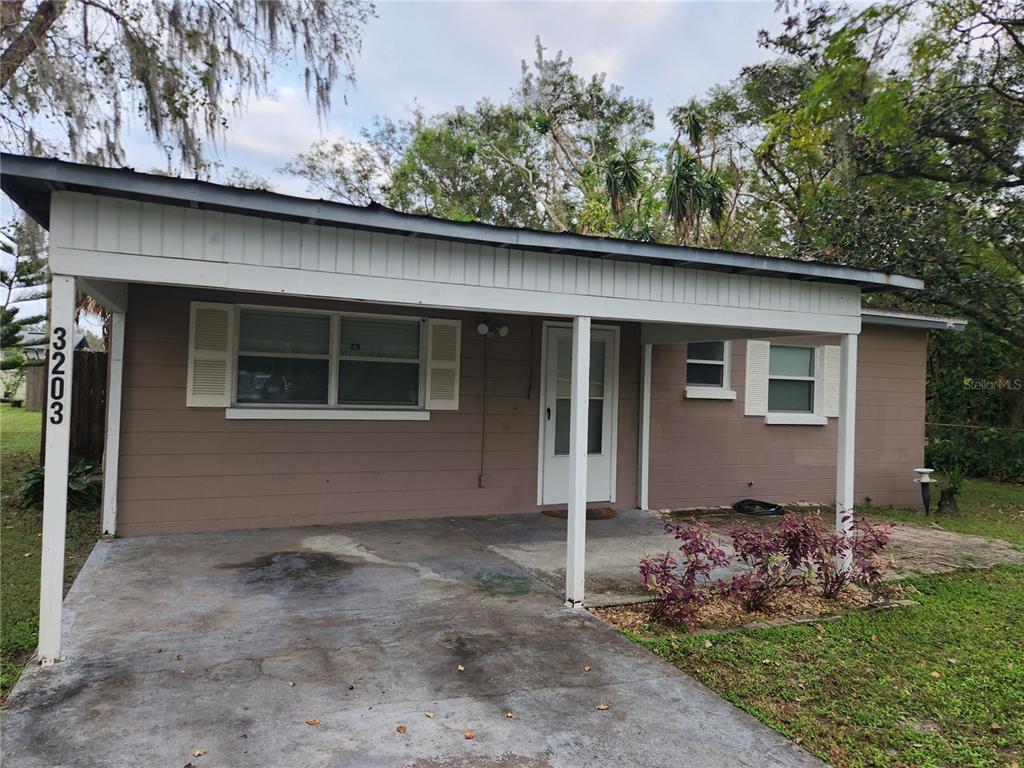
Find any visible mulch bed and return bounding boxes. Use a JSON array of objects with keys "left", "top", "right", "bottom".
[{"left": 591, "top": 585, "right": 912, "bottom": 636}]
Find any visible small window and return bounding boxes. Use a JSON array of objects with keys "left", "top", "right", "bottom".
[
  {"left": 768, "top": 345, "right": 815, "bottom": 413},
  {"left": 686, "top": 341, "right": 726, "bottom": 387},
  {"left": 685, "top": 341, "right": 735, "bottom": 399}
]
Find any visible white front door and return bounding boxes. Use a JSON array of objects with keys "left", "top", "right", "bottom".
[{"left": 540, "top": 325, "right": 618, "bottom": 504}]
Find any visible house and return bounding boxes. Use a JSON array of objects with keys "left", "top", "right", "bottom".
[{"left": 2, "top": 154, "right": 958, "bottom": 665}]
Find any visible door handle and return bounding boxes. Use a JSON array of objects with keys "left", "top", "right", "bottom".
[{"left": 546, "top": 407, "right": 551, "bottom": 421}]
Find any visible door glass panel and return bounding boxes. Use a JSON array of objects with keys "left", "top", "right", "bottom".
[
  {"left": 552, "top": 336, "right": 607, "bottom": 457},
  {"left": 587, "top": 399, "right": 603, "bottom": 454},
  {"left": 554, "top": 398, "right": 570, "bottom": 455},
  {"left": 589, "top": 340, "right": 606, "bottom": 397}
]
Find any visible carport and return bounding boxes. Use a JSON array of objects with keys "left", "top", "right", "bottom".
[{"left": 0, "top": 153, "right": 921, "bottom": 667}]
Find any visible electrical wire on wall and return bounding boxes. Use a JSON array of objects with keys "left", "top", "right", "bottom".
[{"left": 475, "top": 319, "right": 509, "bottom": 488}]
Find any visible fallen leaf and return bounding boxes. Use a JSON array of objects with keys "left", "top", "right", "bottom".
[
  {"left": 288, "top": 682, "right": 295, "bottom": 687},
  {"left": 815, "top": 623, "right": 826, "bottom": 634},
  {"left": 192, "top": 749, "right": 206, "bottom": 757},
  {"left": 457, "top": 664, "right": 465, "bottom": 672},
  {"left": 583, "top": 664, "right": 592, "bottom": 672},
  {"left": 424, "top": 712, "right": 434, "bottom": 719},
  {"left": 396, "top": 725, "right": 407, "bottom": 734},
  {"left": 870, "top": 635, "right": 877, "bottom": 642},
  {"left": 1008, "top": 663, "right": 1015, "bottom": 670},
  {"left": 504, "top": 711, "right": 515, "bottom": 719},
  {"left": 702, "top": 640, "right": 712, "bottom": 649},
  {"left": 464, "top": 731, "right": 476, "bottom": 740},
  {"left": 305, "top": 719, "right": 320, "bottom": 726},
  {"left": 184, "top": 764, "right": 197, "bottom": 768},
  {"left": 930, "top": 671, "right": 941, "bottom": 678},
  {"left": 595, "top": 704, "right": 609, "bottom": 711},
  {"left": 947, "top": 658, "right": 957, "bottom": 665},
  {"left": 175, "top": 654, "right": 183, "bottom": 661},
  {"left": 990, "top": 722, "right": 1003, "bottom": 732}
]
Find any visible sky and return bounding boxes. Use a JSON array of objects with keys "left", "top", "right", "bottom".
[
  {"left": 123, "top": 1, "right": 791, "bottom": 195},
  {"left": 3, "top": 0, "right": 792, "bottom": 319}
]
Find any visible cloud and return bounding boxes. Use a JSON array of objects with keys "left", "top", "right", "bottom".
[{"left": 225, "top": 87, "right": 326, "bottom": 158}]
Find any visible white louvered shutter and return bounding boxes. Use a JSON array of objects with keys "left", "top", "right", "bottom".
[
  {"left": 186, "top": 302, "right": 234, "bottom": 407},
  {"left": 425, "top": 318, "right": 461, "bottom": 411},
  {"left": 744, "top": 340, "right": 770, "bottom": 416},
  {"left": 822, "top": 345, "right": 841, "bottom": 418}
]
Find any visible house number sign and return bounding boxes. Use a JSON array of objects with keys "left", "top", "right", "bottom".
[{"left": 49, "top": 326, "right": 68, "bottom": 425}]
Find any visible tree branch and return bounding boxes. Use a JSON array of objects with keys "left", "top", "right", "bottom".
[{"left": 0, "top": 0, "right": 66, "bottom": 90}]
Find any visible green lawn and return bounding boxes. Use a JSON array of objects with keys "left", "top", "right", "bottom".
[
  {"left": 626, "top": 481, "right": 1024, "bottom": 768},
  {"left": 863, "top": 478, "right": 1024, "bottom": 548},
  {"left": 0, "top": 403, "right": 100, "bottom": 701}
]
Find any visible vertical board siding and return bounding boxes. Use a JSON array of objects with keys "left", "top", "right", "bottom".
[
  {"left": 55, "top": 193, "right": 859, "bottom": 323},
  {"left": 116, "top": 284, "right": 639, "bottom": 536},
  {"left": 646, "top": 325, "right": 926, "bottom": 510}
]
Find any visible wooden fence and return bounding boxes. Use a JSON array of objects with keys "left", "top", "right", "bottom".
[{"left": 36, "top": 350, "right": 109, "bottom": 462}]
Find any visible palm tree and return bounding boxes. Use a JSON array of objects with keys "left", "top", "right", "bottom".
[{"left": 604, "top": 145, "right": 643, "bottom": 222}]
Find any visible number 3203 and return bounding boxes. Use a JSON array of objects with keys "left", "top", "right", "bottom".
[{"left": 49, "top": 327, "right": 68, "bottom": 425}]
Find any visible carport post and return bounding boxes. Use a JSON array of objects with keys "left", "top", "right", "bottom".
[
  {"left": 38, "top": 275, "right": 76, "bottom": 665},
  {"left": 565, "top": 315, "right": 591, "bottom": 607},
  {"left": 637, "top": 343, "right": 652, "bottom": 510},
  {"left": 101, "top": 310, "right": 125, "bottom": 537},
  {"left": 835, "top": 332, "right": 858, "bottom": 573}
]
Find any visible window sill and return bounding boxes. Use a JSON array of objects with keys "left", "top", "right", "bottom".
[
  {"left": 225, "top": 408, "right": 431, "bottom": 421},
  {"left": 764, "top": 413, "right": 827, "bottom": 426},
  {"left": 685, "top": 387, "right": 737, "bottom": 401}
]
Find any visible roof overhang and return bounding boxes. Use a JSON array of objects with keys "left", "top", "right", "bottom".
[
  {"left": 862, "top": 309, "right": 967, "bottom": 331},
  {"left": 1, "top": 153, "right": 923, "bottom": 293}
]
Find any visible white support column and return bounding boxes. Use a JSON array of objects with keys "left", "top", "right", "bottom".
[
  {"left": 835, "top": 332, "right": 858, "bottom": 573},
  {"left": 637, "top": 343, "right": 652, "bottom": 510},
  {"left": 38, "top": 275, "right": 76, "bottom": 665},
  {"left": 101, "top": 310, "right": 125, "bottom": 537},
  {"left": 565, "top": 316, "right": 591, "bottom": 607}
]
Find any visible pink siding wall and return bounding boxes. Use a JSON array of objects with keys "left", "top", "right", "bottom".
[
  {"left": 648, "top": 326, "right": 927, "bottom": 510},
  {"left": 117, "top": 285, "right": 639, "bottom": 536}
]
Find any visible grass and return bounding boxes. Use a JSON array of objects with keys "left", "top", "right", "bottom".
[
  {"left": 863, "top": 478, "right": 1024, "bottom": 548},
  {"left": 625, "top": 481, "right": 1024, "bottom": 768},
  {"left": 635, "top": 567, "right": 1024, "bottom": 768},
  {"left": 1, "top": 403, "right": 100, "bottom": 702}
]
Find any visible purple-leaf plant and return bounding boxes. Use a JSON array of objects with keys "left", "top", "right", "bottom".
[
  {"left": 639, "top": 520, "right": 730, "bottom": 627},
  {"left": 724, "top": 523, "right": 806, "bottom": 612}
]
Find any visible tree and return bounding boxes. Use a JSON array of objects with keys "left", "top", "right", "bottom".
[
  {"left": 1, "top": 0, "right": 375, "bottom": 172},
  {"left": 284, "top": 39, "right": 655, "bottom": 234},
  {"left": 0, "top": 222, "right": 47, "bottom": 371}
]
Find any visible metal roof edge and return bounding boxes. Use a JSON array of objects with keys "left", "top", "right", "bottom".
[
  {"left": 862, "top": 309, "right": 967, "bottom": 331},
  {"left": 2, "top": 153, "right": 924, "bottom": 292}
]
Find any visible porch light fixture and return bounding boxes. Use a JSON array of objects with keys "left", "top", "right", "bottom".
[
  {"left": 914, "top": 467, "right": 934, "bottom": 515},
  {"left": 477, "top": 320, "right": 509, "bottom": 337}
]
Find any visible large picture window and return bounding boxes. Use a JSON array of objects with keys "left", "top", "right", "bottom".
[
  {"left": 767, "top": 345, "right": 816, "bottom": 413},
  {"left": 235, "top": 308, "right": 424, "bottom": 409}
]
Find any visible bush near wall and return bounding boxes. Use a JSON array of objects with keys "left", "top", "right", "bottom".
[{"left": 925, "top": 424, "right": 1024, "bottom": 482}]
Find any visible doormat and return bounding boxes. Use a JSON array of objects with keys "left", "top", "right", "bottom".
[{"left": 541, "top": 507, "right": 617, "bottom": 521}]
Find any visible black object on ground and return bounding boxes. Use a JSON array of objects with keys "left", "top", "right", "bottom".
[{"left": 732, "top": 499, "right": 785, "bottom": 516}]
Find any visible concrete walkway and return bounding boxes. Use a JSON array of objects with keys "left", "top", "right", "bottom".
[
  {"left": 491, "top": 509, "right": 1024, "bottom": 606},
  {"left": 1, "top": 516, "right": 826, "bottom": 768}
]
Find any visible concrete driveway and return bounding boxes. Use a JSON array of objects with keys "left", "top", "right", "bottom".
[{"left": 2, "top": 515, "right": 825, "bottom": 768}]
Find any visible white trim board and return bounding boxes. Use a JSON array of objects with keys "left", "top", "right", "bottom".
[
  {"left": 51, "top": 246, "right": 863, "bottom": 335},
  {"left": 225, "top": 408, "right": 431, "bottom": 421}
]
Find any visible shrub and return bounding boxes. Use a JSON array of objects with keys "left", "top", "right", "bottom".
[
  {"left": 15, "top": 458, "right": 103, "bottom": 511},
  {"left": 724, "top": 523, "right": 806, "bottom": 612},
  {"left": 780, "top": 514, "right": 895, "bottom": 599},
  {"left": 639, "top": 520, "right": 729, "bottom": 627}
]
